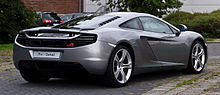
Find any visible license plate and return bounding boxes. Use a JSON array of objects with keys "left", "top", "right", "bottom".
[{"left": 33, "top": 51, "right": 61, "bottom": 59}]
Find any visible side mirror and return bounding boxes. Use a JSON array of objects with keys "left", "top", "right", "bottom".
[{"left": 178, "top": 24, "right": 187, "bottom": 31}]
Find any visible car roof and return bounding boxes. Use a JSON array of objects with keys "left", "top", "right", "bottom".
[
  {"left": 105, "top": 12, "right": 155, "bottom": 18},
  {"left": 103, "top": 12, "right": 180, "bottom": 31}
]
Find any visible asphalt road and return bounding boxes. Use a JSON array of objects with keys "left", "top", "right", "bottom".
[
  {"left": 0, "top": 44, "right": 219, "bottom": 95},
  {"left": 207, "top": 44, "right": 220, "bottom": 62}
]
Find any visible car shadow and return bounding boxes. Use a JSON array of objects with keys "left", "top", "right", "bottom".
[{"left": 19, "top": 69, "right": 190, "bottom": 88}]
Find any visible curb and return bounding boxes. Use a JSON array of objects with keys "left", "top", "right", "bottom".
[{"left": 207, "top": 41, "right": 220, "bottom": 44}]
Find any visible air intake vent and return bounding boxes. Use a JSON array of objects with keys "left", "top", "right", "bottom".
[
  {"left": 99, "top": 16, "right": 120, "bottom": 26},
  {"left": 16, "top": 32, "right": 97, "bottom": 48}
]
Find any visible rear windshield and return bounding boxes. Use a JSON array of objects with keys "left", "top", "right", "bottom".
[
  {"left": 43, "top": 13, "right": 61, "bottom": 20},
  {"left": 54, "top": 15, "right": 118, "bottom": 29}
]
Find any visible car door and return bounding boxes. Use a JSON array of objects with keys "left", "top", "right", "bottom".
[
  {"left": 139, "top": 16, "right": 188, "bottom": 66},
  {"left": 119, "top": 18, "right": 161, "bottom": 68}
]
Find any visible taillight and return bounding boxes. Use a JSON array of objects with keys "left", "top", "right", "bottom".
[
  {"left": 73, "top": 62, "right": 80, "bottom": 64},
  {"left": 60, "top": 20, "right": 63, "bottom": 23},
  {"left": 66, "top": 43, "right": 74, "bottom": 47},
  {"left": 43, "top": 19, "right": 52, "bottom": 23}
]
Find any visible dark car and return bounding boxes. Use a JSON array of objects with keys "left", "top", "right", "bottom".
[
  {"left": 60, "top": 6, "right": 107, "bottom": 22},
  {"left": 60, "top": 13, "right": 84, "bottom": 22},
  {"left": 60, "top": 13, "right": 93, "bottom": 22},
  {"left": 35, "top": 12, "right": 63, "bottom": 26}
]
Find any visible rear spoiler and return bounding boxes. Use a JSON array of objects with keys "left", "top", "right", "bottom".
[
  {"left": 20, "top": 28, "right": 80, "bottom": 33},
  {"left": 19, "top": 29, "right": 82, "bottom": 40}
]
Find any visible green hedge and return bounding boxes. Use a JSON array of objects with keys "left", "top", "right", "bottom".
[
  {"left": 0, "top": 0, "right": 38, "bottom": 43},
  {"left": 164, "top": 10, "right": 220, "bottom": 38}
]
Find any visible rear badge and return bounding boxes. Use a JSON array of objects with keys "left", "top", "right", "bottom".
[{"left": 66, "top": 43, "right": 74, "bottom": 47}]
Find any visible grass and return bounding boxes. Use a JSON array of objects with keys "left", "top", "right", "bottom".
[
  {"left": 205, "top": 72, "right": 220, "bottom": 80},
  {"left": 0, "top": 44, "right": 13, "bottom": 51},
  {"left": 0, "top": 44, "right": 13, "bottom": 56},
  {"left": 0, "top": 59, "right": 4, "bottom": 63},
  {"left": 203, "top": 88, "right": 209, "bottom": 92},
  {"left": 205, "top": 38, "right": 220, "bottom": 41},
  {"left": 203, "top": 84, "right": 219, "bottom": 92},
  {"left": 205, "top": 38, "right": 215, "bottom": 41},
  {"left": 204, "top": 75, "right": 214, "bottom": 80},
  {"left": 208, "top": 62, "right": 220, "bottom": 66},
  {"left": 176, "top": 73, "right": 207, "bottom": 87}
]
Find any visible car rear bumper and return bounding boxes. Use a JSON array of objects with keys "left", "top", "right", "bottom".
[
  {"left": 13, "top": 41, "right": 114, "bottom": 75},
  {"left": 18, "top": 60, "right": 89, "bottom": 77}
]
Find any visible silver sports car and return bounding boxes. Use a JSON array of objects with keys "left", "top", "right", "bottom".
[{"left": 13, "top": 12, "right": 207, "bottom": 87}]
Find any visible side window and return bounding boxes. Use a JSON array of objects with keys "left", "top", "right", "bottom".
[
  {"left": 120, "top": 18, "right": 141, "bottom": 30},
  {"left": 139, "top": 17, "right": 173, "bottom": 34}
]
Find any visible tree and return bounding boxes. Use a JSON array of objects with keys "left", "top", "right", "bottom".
[
  {"left": 92, "top": 0, "right": 183, "bottom": 17},
  {"left": 127, "top": 0, "right": 183, "bottom": 17},
  {"left": 0, "top": 0, "right": 38, "bottom": 43},
  {"left": 106, "top": 0, "right": 128, "bottom": 12}
]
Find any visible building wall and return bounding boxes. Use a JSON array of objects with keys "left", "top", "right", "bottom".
[
  {"left": 84, "top": 0, "right": 220, "bottom": 13},
  {"left": 21, "top": 0, "right": 83, "bottom": 14},
  {"left": 180, "top": 0, "right": 220, "bottom": 13},
  {"left": 21, "top": 0, "right": 220, "bottom": 14},
  {"left": 83, "top": 0, "right": 107, "bottom": 12}
]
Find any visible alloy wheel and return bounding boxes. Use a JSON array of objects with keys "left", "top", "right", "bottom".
[
  {"left": 113, "top": 49, "right": 132, "bottom": 84},
  {"left": 192, "top": 43, "right": 205, "bottom": 72}
]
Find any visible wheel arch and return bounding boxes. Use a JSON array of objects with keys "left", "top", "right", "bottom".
[
  {"left": 193, "top": 37, "right": 207, "bottom": 58},
  {"left": 103, "top": 41, "right": 136, "bottom": 86},
  {"left": 190, "top": 37, "right": 208, "bottom": 65},
  {"left": 185, "top": 37, "right": 207, "bottom": 73},
  {"left": 116, "top": 42, "right": 135, "bottom": 65},
  {"left": 105, "top": 41, "right": 136, "bottom": 74}
]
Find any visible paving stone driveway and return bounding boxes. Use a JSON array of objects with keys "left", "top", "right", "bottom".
[
  {"left": 0, "top": 44, "right": 219, "bottom": 95},
  {"left": 143, "top": 63, "right": 220, "bottom": 95}
]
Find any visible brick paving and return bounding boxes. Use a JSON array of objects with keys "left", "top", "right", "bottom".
[{"left": 142, "top": 64, "right": 220, "bottom": 95}]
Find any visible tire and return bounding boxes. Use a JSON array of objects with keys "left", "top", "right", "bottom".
[
  {"left": 20, "top": 70, "right": 50, "bottom": 83},
  {"left": 186, "top": 41, "right": 206, "bottom": 73},
  {"left": 104, "top": 45, "right": 134, "bottom": 87}
]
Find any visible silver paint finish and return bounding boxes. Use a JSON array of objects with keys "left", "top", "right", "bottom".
[
  {"left": 13, "top": 12, "right": 207, "bottom": 75},
  {"left": 13, "top": 40, "right": 113, "bottom": 75}
]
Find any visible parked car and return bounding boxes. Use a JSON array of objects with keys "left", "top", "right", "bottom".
[
  {"left": 60, "top": 6, "right": 107, "bottom": 22},
  {"left": 35, "top": 12, "right": 63, "bottom": 26},
  {"left": 13, "top": 12, "right": 207, "bottom": 87},
  {"left": 60, "top": 13, "right": 85, "bottom": 22},
  {"left": 60, "top": 12, "right": 96, "bottom": 22}
]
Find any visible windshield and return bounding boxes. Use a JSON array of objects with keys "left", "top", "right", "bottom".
[
  {"left": 43, "top": 13, "right": 61, "bottom": 20},
  {"left": 54, "top": 15, "right": 118, "bottom": 29},
  {"left": 61, "top": 14, "right": 73, "bottom": 22}
]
